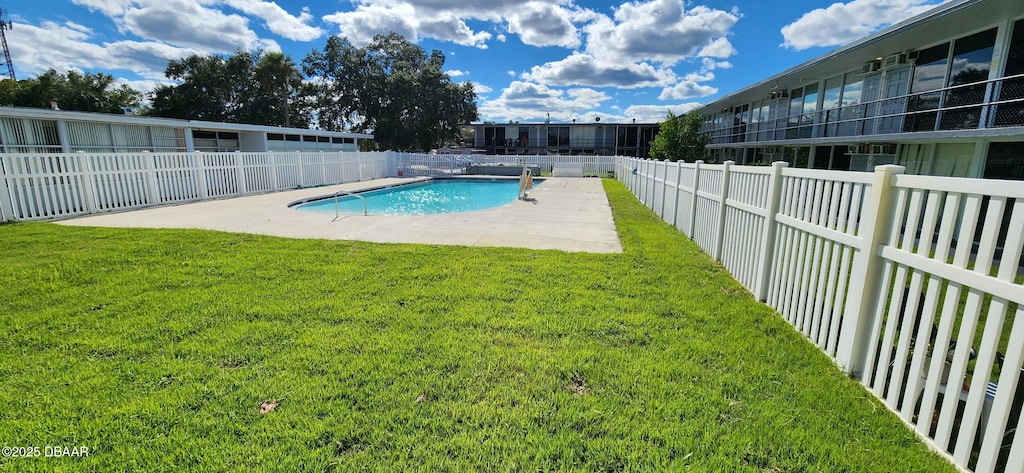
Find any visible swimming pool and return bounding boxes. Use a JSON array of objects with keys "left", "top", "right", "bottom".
[{"left": 293, "top": 178, "right": 539, "bottom": 216}]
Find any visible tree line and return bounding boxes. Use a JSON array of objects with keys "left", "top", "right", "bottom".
[{"left": 0, "top": 33, "right": 478, "bottom": 152}]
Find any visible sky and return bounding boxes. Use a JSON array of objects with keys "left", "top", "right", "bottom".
[{"left": 3, "top": 0, "right": 953, "bottom": 125}]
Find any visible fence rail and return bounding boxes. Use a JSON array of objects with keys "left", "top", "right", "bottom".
[
  {"left": 393, "top": 153, "right": 617, "bottom": 177},
  {"left": 619, "top": 156, "right": 1024, "bottom": 473},
  {"left": 0, "top": 151, "right": 390, "bottom": 222}
]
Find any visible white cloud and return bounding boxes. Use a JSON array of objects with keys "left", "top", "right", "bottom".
[
  {"left": 700, "top": 57, "right": 731, "bottom": 72},
  {"left": 583, "top": 0, "right": 740, "bottom": 66},
  {"left": 223, "top": 0, "right": 325, "bottom": 42},
  {"left": 116, "top": 78, "right": 166, "bottom": 97},
  {"left": 70, "top": 0, "right": 134, "bottom": 17},
  {"left": 447, "top": 69, "right": 467, "bottom": 77},
  {"left": 515, "top": 0, "right": 738, "bottom": 90},
  {"left": 477, "top": 81, "right": 611, "bottom": 122},
  {"left": 474, "top": 83, "right": 493, "bottom": 95},
  {"left": 118, "top": 0, "right": 266, "bottom": 52},
  {"left": 522, "top": 53, "right": 675, "bottom": 89},
  {"left": 506, "top": 2, "right": 579, "bottom": 48},
  {"left": 698, "top": 37, "right": 736, "bottom": 58},
  {"left": 8, "top": 20, "right": 202, "bottom": 80},
  {"left": 322, "top": 3, "right": 491, "bottom": 47},
  {"left": 623, "top": 103, "right": 703, "bottom": 123},
  {"left": 659, "top": 71, "right": 718, "bottom": 100},
  {"left": 781, "top": 0, "right": 950, "bottom": 50},
  {"left": 323, "top": 4, "right": 418, "bottom": 46}
]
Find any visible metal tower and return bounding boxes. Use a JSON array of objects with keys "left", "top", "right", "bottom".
[{"left": 0, "top": 6, "right": 14, "bottom": 80}]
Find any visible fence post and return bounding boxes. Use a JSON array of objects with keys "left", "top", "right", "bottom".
[
  {"left": 143, "top": 152, "right": 161, "bottom": 205},
  {"left": 0, "top": 156, "right": 14, "bottom": 221},
  {"left": 268, "top": 153, "right": 279, "bottom": 190},
  {"left": 688, "top": 160, "right": 703, "bottom": 238},
  {"left": 672, "top": 161, "right": 683, "bottom": 228},
  {"left": 78, "top": 153, "right": 98, "bottom": 213},
  {"left": 660, "top": 160, "right": 670, "bottom": 221},
  {"left": 235, "top": 152, "right": 247, "bottom": 195},
  {"left": 630, "top": 158, "right": 638, "bottom": 194},
  {"left": 754, "top": 161, "right": 788, "bottom": 301},
  {"left": 713, "top": 161, "right": 734, "bottom": 261},
  {"left": 648, "top": 160, "right": 657, "bottom": 207},
  {"left": 320, "top": 152, "right": 328, "bottom": 185},
  {"left": 835, "top": 164, "right": 905, "bottom": 377},
  {"left": 194, "top": 152, "right": 208, "bottom": 199},
  {"left": 635, "top": 159, "right": 644, "bottom": 201}
]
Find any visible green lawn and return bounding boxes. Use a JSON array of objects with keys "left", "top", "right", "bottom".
[{"left": 0, "top": 180, "right": 955, "bottom": 472}]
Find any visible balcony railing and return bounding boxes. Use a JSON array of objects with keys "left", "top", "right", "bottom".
[
  {"left": 704, "top": 73, "right": 1024, "bottom": 145},
  {"left": 476, "top": 140, "right": 653, "bottom": 155}
]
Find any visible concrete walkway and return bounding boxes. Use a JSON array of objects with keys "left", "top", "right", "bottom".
[{"left": 58, "top": 177, "right": 623, "bottom": 253}]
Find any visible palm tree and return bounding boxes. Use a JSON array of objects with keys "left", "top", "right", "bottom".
[{"left": 255, "top": 52, "right": 302, "bottom": 127}]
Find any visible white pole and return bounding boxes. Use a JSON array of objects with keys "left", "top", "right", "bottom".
[
  {"left": 713, "top": 161, "right": 734, "bottom": 261},
  {"left": 835, "top": 164, "right": 905, "bottom": 377},
  {"left": 754, "top": 161, "right": 788, "bottom": 301},
  {"left": 0, "top": 155, "right": 14, "bottom": 221}
]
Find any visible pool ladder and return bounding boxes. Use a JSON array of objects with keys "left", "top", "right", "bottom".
[{"left": 333, "top": 190, "right": 367, "bottom": 221}]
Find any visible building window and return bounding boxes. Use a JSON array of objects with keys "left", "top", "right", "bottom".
[
  {"left": 995, "top": 19, "right": 1024, "bottom": 127},
  {"left": 905, "top": 42, "right": 951, "bottom": 131},
  {"left": 822, "top": 76, "right": 843, "bottom": 136},
  {"left": 940, "top": 28, "right": 996, "bottom": 130},
  {"left": 787, "top": 87, "right": 803, "bottom": 139},
  {"left": 837, "top": 73, "right": 865, "bottom": 136},
  {"left": 547, "top": 126, "right": 569, "bottom": 147},
  {"left": 984, "top": 142, "right": 1024, "bottom": 180},
  {"left": 617, "top": 126, "right": 639, "bottom": 148},
  {"left": 800, "top": 83, "right": 818, "bottom": 139},
  {"left": 483, "top": 126, "right": 505, "bottom": 147}
]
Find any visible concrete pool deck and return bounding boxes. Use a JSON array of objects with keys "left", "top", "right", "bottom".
[{"left": 57, "top": 177, "right": 623, "bottom": 253}]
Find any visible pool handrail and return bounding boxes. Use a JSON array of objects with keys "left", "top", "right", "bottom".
[{"left": 333, "top": 190, "right": 367, "bottom": 220}]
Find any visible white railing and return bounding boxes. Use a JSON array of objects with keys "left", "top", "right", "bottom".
[
  {"left": 471, "top": 154, "right": 616, "bottom": 176},
  {"left": 619, "top": 157, "right": 1024, "bottom": 473},
  {"left": 391, "top": 153, "right": 618, "bottom": 177},
  {"left": 0, "top": 151, "right": 390, "bottom": 222}
]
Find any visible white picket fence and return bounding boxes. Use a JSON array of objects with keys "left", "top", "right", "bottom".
[
  {"left": 0, "top": 151, "right": 391, "bottom": 222},
  {"left": 392, "top": 153, "right": 617, "bottom": 177},
  {"left": 0, "top": 151, "right": 620, "bottom": 222},
  {"left": 619, "top": 156, "right": 1024, "bottom": 472}
]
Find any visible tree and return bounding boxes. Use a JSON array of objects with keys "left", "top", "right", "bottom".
[
  {"left": 147, "top": 51, "right": 258, "bottom": 123},
  {"left": 0, "top": 69, "right": 141, "bottom": 113},
  {"left": 254, "top": 52, "right": 302, "bottom": 127},
  {"left": 300, "top": 36, "right": 364, "bottom": 133},
  {"left": 649, "top": 110, "right": 709, "bottom": 162},
  {"left": 302, "top": 33, "right": 478, "bottom": 151},
  {"left": 146, "top": 50, "right": 309, "bottom": 128}
]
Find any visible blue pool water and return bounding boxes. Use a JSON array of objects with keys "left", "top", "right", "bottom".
[{"left": 294, "top": 178, "right": 537, "bottom": 216}]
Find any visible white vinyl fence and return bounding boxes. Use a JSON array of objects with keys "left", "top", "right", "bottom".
[
  {"left": 393, "top": 153, "right": 617, "bottom": 177},
  {"left": 619, "top": 157, "right": 1024, "bottom": 473},
  {"left": 0, "top": 151, "right": 390, "bottom": 222}
]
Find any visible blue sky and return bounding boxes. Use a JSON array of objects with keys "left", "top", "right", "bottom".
[{"left": 4, "top": 0, "right": 951, "bottom": 124}]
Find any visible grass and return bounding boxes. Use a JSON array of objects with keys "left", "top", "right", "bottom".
[{"left": 0, "top": 179, "right": 955, "bottom": 472}]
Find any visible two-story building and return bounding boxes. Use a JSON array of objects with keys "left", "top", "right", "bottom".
[
  {"left": 468, "top": 121, "right": 659, "bottom": 157},
  {"left": 697, "top": 0, "right": 1023, "bottom": 180}
]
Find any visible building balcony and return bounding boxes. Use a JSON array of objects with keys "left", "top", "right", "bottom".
[{"left": 703, "top": 73, "right": 1024, "bottom": 146}]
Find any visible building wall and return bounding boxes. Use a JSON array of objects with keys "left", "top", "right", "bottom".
[
  {"left": 471, "top": 123, "right": 658, "bottom": 156},
  {"left": 0, "top": 110, "right": 367, "bottom": 154}
]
